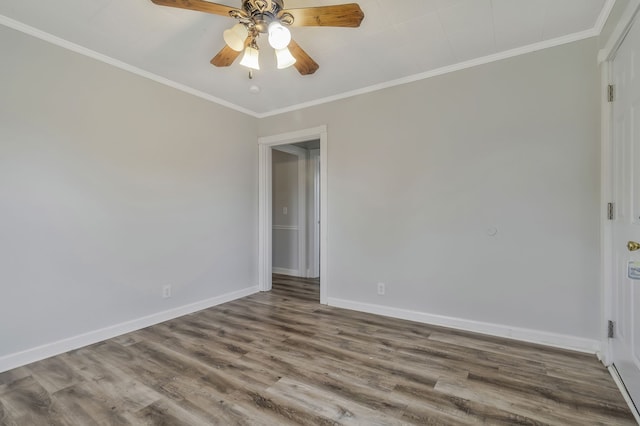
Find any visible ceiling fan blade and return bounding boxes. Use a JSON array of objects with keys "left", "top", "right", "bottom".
[
  {"left": 211, "top": 36, "right": 251, "bottom": 67},
  {"left": 150, "top": 0, "right": 239, "bottom": 17},
  {"left": 210, "top": 45, "right": 242, "bottom": 67},
  {"left": 288, "top": 40, "right": 319, "bottom": 75},
  {"left": 280, "top": 3, "right": 364, "bottom": 27}
]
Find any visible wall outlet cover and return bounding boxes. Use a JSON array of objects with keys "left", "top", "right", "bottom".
[{"left": 162, "top": 285, "right": 172, "bottom": 298}]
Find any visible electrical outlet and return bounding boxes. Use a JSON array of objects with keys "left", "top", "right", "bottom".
[
  {"left": 377, "top": 282, "right": 385, "bottom": 295},
  {"left": 162, "top": 285, "right": 172, "bottom": 298}
]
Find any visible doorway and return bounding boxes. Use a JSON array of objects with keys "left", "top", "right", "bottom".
[
  {"left": 271, "top": 141, "right": 320, "bottom": 279},
  {"left": 258, "top": 126, "right": 327, "bottom": 304}
]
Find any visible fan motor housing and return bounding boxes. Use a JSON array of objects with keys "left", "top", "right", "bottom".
[
  {"left": 237, "top": 0, "right": 294, "bottom": 32},
  {"left": 242, "top": 0, "right": 284, "bottom": 18}
]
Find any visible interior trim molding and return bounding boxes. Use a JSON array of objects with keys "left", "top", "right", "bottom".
[
  {"left": 272, "top": 225, "right": 298, "bottom": 231},
  {"left": 1, "top": 5, "right": 615, "bottom": 119},
  {"left": 600, "top": 59, "right": 614, "bottom": 366},
  {"left": 596, "top": 0, "right": 619, "bottom": 34},
  {"left": 0, "top": 14, "right": 256, "bottom": 118},
  {"left": 257, "top": 10, "right": 615, "bottom": 118},
  {"left": 598, "top": 0, "right": 640, "bottom": 62},
  {"left": 0, "top": 285, "right": 259, "bottom": 374},
  {"left": 258, "top": 125, "right": 328, "bottom": 304},
  {"left": 327, "top": 297, "right": 602, "bottom": 354}
]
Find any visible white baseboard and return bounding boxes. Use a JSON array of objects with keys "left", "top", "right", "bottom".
[
  {"left": 0, "top": 286, "right": 259, "bottom": 373},
  {"left": 327, "top": 297, "right": 601, "bottom": 354},
  {"left": 608, "top": 364, "right": 640, "bottom": 424},
  {"left": 272, "top": 267, "right": 301, "bottom": 277}
]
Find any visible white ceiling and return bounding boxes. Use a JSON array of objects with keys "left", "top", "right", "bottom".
[{"left": 0, "top": 0, "right": 613, "bottom": 117}]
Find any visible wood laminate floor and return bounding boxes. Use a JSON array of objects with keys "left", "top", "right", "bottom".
[{"left": 0, "top": 274, "right": 635, "bottom": 425}]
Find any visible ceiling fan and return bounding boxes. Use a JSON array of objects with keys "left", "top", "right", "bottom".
[{"left": 150, "top": 0, "right": 364, "bottom": 75}]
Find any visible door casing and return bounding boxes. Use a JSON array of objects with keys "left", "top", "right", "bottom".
[{"left": 258, "top": 126, "right": 328, "bottom": 304}]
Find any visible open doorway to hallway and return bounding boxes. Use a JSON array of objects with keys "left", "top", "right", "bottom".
[
  {"left": 271, "top": 141, "right": 320, "bottom": 300},
  {"left": 258, "top": 125, "right": 327, "bottom": 304}
]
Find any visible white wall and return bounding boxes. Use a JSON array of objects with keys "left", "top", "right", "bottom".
[
  {"left": 259, "top": 38, "right": 601, "bottom": 343},
  {"left": 272, "top": 149, "right": 299, "bottom": 272},
  {"left": 0, "top": 25, "right": 258, "bottom": 364}
]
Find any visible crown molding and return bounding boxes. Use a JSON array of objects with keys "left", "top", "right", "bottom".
[
  {"left": 0, "top": 14, "right": 258, "bottom": 118},
  {"left": 598, "top": 0, "right": 640, "bottom": 62},
  {"left": 1, "top": 2, "right": 616, "bottom": 119},
  {"left": 257, "top": 28, "right": 609, "bottom": 118}
]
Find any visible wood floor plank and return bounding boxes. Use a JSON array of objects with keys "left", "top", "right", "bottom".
[
  {"left": 24, "top": 356, "right": 86, "bottom": 394},
  {"left": 133, "top": 399, "right": 215, "bottom": 426},
  {"left": 435, "top": 376, "right": 633, "bottom": 425},
  {"left": 0, "top": 375, "right": 67, "bottom": 426},
  {"left": 61, "top": 348, "right": 160, "bottom": 415},
  {"left": 240, "top": 347, "right": 411, "bottom": 417},
  {"left": 0, "top": 274, "right": 635, "bottom": 425},
  {"left": 52, "top": 382, "right": 133, "bottom": 426},
  {"left": 0, "top": 367, "right": 31, "bottom": 387},
  {"left": 398, "top": 385, "right": 542, "bottom": 426},
  {"left": 466, "top": 371, "right": 633, "bottom": 423},
  {"left": 267, "top": 377, "right": 408, "bottom": 426}
]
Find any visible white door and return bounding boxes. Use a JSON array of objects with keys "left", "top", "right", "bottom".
[{"left": 611, "top": 14, "right": 640, "bottom": 407}]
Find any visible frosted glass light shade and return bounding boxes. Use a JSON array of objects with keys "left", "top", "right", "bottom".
[
  {"left": 240, "top": 46, "right": 260, "bottom": 70},
  {"left": 275, "top": 47, "right": 296, "bottom": 69},
  {"left": 223, "top": 23, "right": 248, "bottom": 52},
  {"left": 268, "top": 22, "right": 291, "bottom": 49}
]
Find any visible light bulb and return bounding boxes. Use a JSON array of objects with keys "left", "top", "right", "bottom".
[
  {"left": 223, "top": 23, "right": 248, "bottom": 52},
  {"left": 275, "top": 47, "right": 296, "bottom": 69},
  {"left": 240, "top": 45, "right": 260, "bottom": 70},
  {"left": 268, "top": 21, "right": 291, "bottom": 50}
]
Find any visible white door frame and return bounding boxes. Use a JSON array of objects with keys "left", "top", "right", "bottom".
[
  {"left": 258, "top": 125, "right": 328, "bottom": 304},
  {"left": 309, "top": 148, "right": 321, "bottom": 278},
  {"left": 600, "top": 0, "right": 640, "bottom": 367},
  {"left": 600, "top": 46, "right": 615, "bottom": 367},
  {"left": 272, "top": 144, "right": 307, "bottom": 278}
]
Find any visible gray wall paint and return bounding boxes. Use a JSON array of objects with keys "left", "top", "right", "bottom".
[
  {"left": 0, "top": 26, "right": 258, "bottom": 357},
  {"left": 1, "top": 19, "right": 606, "bottom": 362},
  {"left": 272, "top": 150, "right": 298, "bottom": 270},
  {"left": 260, "top": 38, "right": 601, "bottom": 339}
]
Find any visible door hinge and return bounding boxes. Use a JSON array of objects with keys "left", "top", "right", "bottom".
[
  {"left": 608, "top": 202, "right": 615, "bottom": 220},
  {"left": 608, "top": 320, "right": 615, "bottom": 338},
  {"left": 608, "top": 84, "right": 615, "bottom": 102}
]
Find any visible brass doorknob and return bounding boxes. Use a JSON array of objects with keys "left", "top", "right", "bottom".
[{"left": 628, "top": 241, "right": 640, "bottom": 252}]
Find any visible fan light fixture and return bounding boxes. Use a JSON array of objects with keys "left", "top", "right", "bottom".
[
  {"left": 268, "top": 22, "right": 291, "bottom": 50},
  {"left": 223, "top": 23, "right": 248, "bottom": 52},
  {"left": 236, "top": 21, "right": 295, "bottom": 72},
  {"left": 151, "top": 0, "right": 365, "bottom": 76},
  {"left": 239, "top": 39, "right": 260, "bottom": 70},
  {"left": 275, "top": 47, "right": 296, "bottom": 69}
]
